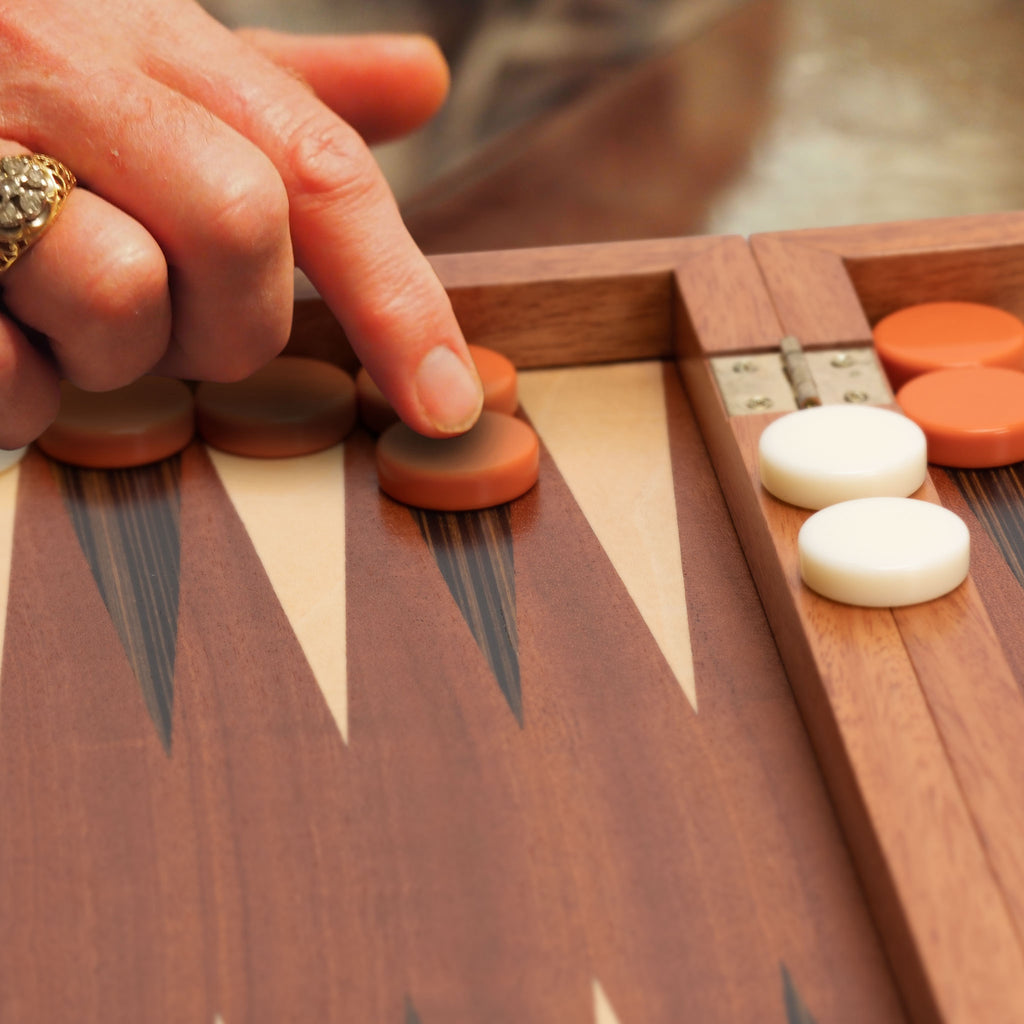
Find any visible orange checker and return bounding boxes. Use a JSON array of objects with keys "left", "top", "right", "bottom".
[
  {"left": 357, "top": 344, "right": 518, "bottom": 434},
  {"left": 376, "top": 410, "right": 539, "bottom": 510},
  {"left": 873, "top": 301, "right": 1024, "bottom": 390},
  {"left": 37, "top": 377, "right": 195, "bottom": 468},
  {"left": 196, "top": 356, "right": 357, "bottom": 458},
  {"left": 896, "top": 366, "right": 1024, "bottom": 468}
]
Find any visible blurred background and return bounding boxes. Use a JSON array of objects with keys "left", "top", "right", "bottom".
[{"left": 204, "top": 0, "right": 1024, "bottom": 253}]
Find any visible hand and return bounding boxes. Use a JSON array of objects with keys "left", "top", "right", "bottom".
[{"left": 0, "top": 2, "right": 483, "bottom": 448}]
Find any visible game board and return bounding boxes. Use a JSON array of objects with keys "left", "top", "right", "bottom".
[{"left": 4, "top": 218, "right": 1020, "bottom": 1022}]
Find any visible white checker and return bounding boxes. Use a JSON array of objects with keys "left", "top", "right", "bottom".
[
  {"left": 0, "top": 447, "right": 27, "bottom": 475},
  {"left": 798, "top": 497, "right": 970, "bottom": 607},
  {"left": 759, "top": 404, "right": 927, "bottom": 510}
]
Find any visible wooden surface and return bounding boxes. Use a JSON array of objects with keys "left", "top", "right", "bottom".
[
  {"left": 705, "top": 211, "right": 1024, "bottom": 1022},
  {"left": 0, "top": 237, "right": 906, "bottom": 1021}
]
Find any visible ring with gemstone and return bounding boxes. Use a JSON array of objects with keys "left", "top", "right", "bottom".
[{"left": 0, "top": 154, "right": 76, "bottom": 275}]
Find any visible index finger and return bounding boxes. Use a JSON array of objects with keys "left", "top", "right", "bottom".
[{"left": 151, "top": 14, "right": 483, "bottom": 437}]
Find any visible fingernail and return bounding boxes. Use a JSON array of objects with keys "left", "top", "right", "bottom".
[{"left": 414, "top": 346, "right": 483, "bottom": 434}]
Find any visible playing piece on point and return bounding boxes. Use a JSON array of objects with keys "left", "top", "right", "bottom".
[
  {"left": 873, "top": 300, "right": 1024, "bottom": 389},
  {"left": 758, "top": 404, "right": 927, "bottom": 510},
  {"left": 195, "top": 356, "right": 357, "bottom": 458},
  {"left": 376, "top": 410, "right": 539, "bottom": 511},
  {"left": 36, "top": 377, "right": 195, "bottom": 469},
  {"left": 897, "top": 365, "right": 1024, "bottom": 468},
  {"left": 357, "top": 344, "right": 519, "bottom": 433},
  {"left": 798, "top": 496, "right": 970, "bottom": 607}
]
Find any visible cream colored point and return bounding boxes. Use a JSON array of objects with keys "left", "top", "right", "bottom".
[
  {"left": 0, "top": 461, "right": 20, "bottom": 687},
  {"left": 518, "top": 362, "right": 697, "bottom": 711},
  {"left": 759, "top": 404, "right": 927, "bottom": 510},
  {"left": 207, "top": 446, "right": 349, "bottom": 742},
  {"left": 798, "top": 497, "right": 970, "bottom": 607},
  {"left": 593, "top": 980, "right": 623, "bottom": 1024}
]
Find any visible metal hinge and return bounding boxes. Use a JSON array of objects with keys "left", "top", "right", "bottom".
[{"left": 710, "top": 337, "right": 893, "bottom": 416}]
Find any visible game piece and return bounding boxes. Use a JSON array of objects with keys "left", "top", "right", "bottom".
[
  {"left": 36, "top": 377, "right": 195, "bottom": 468},
  {"left": 798, "top": 496, "right": 970, "bottom": 607},
  {"left": 896, "top": 365, "right": 1024, "bottom": 468},
  {"left": 357, "top": 344, "right": 519, "bottom": 433},
  {"left": 758, "top": 404, "right": 927, "bottom": 510},
  {"left": 376, "top": 410, "right": 539, "bottom": 510},
  {"left": 873, "top": 301, "right": 1024, "bottom": 389},
  {"left": 195, "top": 356, "right": 357, "bottom": 458},
  {"left": 0, "top": 448, "right": 27, "bottom": 474}
]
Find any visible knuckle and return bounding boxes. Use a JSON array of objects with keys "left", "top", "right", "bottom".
[
  {"left": 69, "top": 238, "right": 170, "bottom": 390},
  {"left": 354, "top": 259, "right": 451, "bottom": 340},
  {"left": 191, "top": 151, "right": 290, "bottom": 262},
  {"left": 281, "top": 115, "right": 385, "bottom": 212},
  {"left": 187, "top": 307, "right": 292, "bottom": 385},
  {"left": 84, "top": 234, "right": 167, "bottom": 328}
]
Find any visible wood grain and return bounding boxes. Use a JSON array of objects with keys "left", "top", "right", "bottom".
[
  {"left": 0, "top": 237, "right": 905, "bottom": 1022},
  {"left": 749, "top": 213, "right": 1024, "bottom": 347},
  {"left": 728, "top": 407, "right": 1024, "bottom": 1024},
  {"left": 290, "top": 236, "right": 782, "bottom": 371},
  {"left": 740, "top": 212, "right": 1024, "bottom": 1021},
  {"left": 55, "top": 458, "right": 183, "bottom": 752},
  {"left": 414, "top": 504, "right": 522, "bottom": 724}
]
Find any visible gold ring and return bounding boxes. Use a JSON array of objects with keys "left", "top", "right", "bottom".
[{"left": 0, "top": 153, "right": 76, "bottom": 275}]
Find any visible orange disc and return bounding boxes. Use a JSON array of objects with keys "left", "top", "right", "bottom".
[
  {"left": 471, "top": 346, "right": 519, "bottom": 415},
  {"left": 37, "top": 377, "right": 195, "bottom": 468},
  {"left": 195, "top": 356, "right": 357, "bottom": 458},
  {"left": 896, "top": 366, "right": 1024, "bottom": 468},
  {"left": 873, "top": 301, "right": 1024, "bottom": 389},
  {"left": 357, "top": 344, "right": 518, "bottom": 433},
  {"left": 376, "top": 411, "right": 539, "bottom": 510}
]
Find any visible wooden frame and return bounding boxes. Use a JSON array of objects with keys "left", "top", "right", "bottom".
[{"left": 698, "top": 213, "right": 1024, "bottom": 1024}]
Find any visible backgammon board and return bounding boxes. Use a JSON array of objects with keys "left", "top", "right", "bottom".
[{"left": 3, "top": 215, "right": 1022, "bottom": 1023}]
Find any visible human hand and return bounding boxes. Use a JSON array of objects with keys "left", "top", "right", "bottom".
[{"left": 0, "top": 3, "right": 483, "bottom": 448}]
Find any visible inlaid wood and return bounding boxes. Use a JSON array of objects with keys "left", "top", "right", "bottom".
[
  {"left": 518, "top": 361, "right": 696, "bottom": 709},
  {"left": 0, "top": 449, "right": 210, "bottom": 1022},
  {"left": 205, "top": 445, "right": 349, "bottom": 742},
  {"left": 593, "top": 980, "right": 624, "bottom": 1024},
  {"left": 414, "top": 504, "right": 521, "bottom": 723},
  {"left": 947, "top": 465, "right": 1024, "bottom": 590},
  {"left": 0, "top": 235, "right": 906, "bottom": 1022},
  {"left": 782, "top": 965, "right": 819, "bottom": 1024},
  {"left": 341, "top": 354, "right": 901, "bottom": 1022},
  {"left": 54, "top": 458, "right": 183, "bottom": 751},
  {"left": 931, "top": 470, "right": 1024, "bottom": 684}
]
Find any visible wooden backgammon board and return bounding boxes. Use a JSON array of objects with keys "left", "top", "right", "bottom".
[{"left": 3, "top": 213, "right": 1024, "bottom": 1023}]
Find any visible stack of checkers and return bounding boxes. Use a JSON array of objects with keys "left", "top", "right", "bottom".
[
  {"left": 19, "top": 345, "right": 539, "bottom": 513},
  {"left": 758, "top": 403, "right": 969, "bottom": 608},
  {"left": 874, "top": 300, "right": 1024, "bottom": 469},
  {"left": 757, "top": 298, "right": 1024, "bottom": 608}
]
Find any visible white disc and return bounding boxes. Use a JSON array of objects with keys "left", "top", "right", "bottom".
[
  {"left": 0, "top": 447, "right": 27, "bottom": 475},
  {"left": 798, "top": 497, "right": 970, "bottom": 607},
  {"left": 759, "top": 404, "right": 927, "bottom": 510}
]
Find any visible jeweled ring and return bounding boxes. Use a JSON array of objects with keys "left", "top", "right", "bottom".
[{"left": 0, "top": 153, "right": 76, "bottom": 275}]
